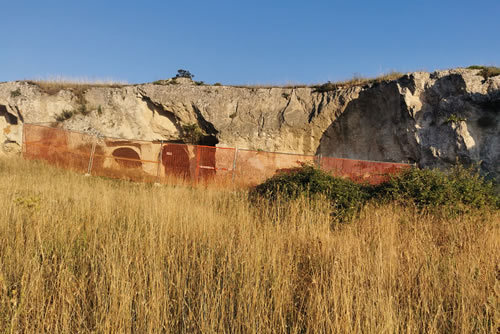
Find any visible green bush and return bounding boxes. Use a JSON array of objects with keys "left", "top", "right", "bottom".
[
  {"left": 181, "top": 123, "right": 204, "bottom": 144},
  {"left": 55, "top": 110, "right": 74, "bottom": 122},
  {"left": 252, "top": 165, "right": 371, "bottom": 221},
  {"left": 444, "top": 113, "right": 466, "bottom": 124},
  {"left": 252, "top": 164, "right": 499, "bottom": 223},
  {"left": 377, "top": 165, "right": 499, "bottom": 213},
  {"left": 175, "top": 69, "right": 194, "bottom": 79},
  {"left": 10, "top": 89, "right": 21, "bottom": 98}
]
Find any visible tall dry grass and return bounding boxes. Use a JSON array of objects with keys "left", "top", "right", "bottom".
[
  {"left": 231, "top": 72, "right": 405, "bottom": 90},
  {"left": 24, "top": 77, "right": 127, "bottom": 96},
  {"left": 0, "top": 157, "right": 498, "bottom": 333}
]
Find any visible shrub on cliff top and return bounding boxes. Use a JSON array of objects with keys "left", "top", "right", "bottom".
[{"left": 467, "top": 65, "right": 500, "bottom": 80}]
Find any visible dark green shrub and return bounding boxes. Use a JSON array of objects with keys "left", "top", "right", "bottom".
[
  {"left": 378, "top": 165, "right": 499, "bottom": 213},
  {"left": 175, "top": 69, "right": 194, "bottom": 79},
  {"left": 55, "top": 110, "right": 74, "bottom": 122},
  {"left": 252, "top": 165, "right": 371, "bottom": 221},
  {"left": 313, "top": 81, "right": 338, "bottom": 93},
  {"left": 10, "top": 89, "right": 21, "bottom": 98},
  {"left": 252, "top": 164, "right": 498, "bottom": 223},
  {"left": 443, "top": 114, "right": 466, "bottom": 124},
  {"left": 181, "top": 123, "right": 204, "bottom": 144},
  {"left": 78, "top": 104, "right": 89, "bottom": 116}
]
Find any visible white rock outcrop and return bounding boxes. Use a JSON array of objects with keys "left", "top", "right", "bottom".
[{"left": 0, "top": 68, "right": 498, "bottom": 180}]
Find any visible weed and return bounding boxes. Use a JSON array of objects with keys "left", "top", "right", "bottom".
[
  {"left": 181, "top": 123, "right": 204, "bottom": 144},
  {"left": 14, "top": 195, "right": 41, "bottom": 212},
  {"left": 55, "top": 110, "right": 74, "bottom": 122},
  {"left": 26, "top": 78, "right": 126, "bottom": 95},
  {"left": 10, "top": 89, "right": 21, "bottom": 98},
  {"left": 313, "top": 71, "right": 404, "bottom": 93},
  {"left": 467, "top": 65, "right": 500, "bottom": 80},
  {"left": 78, "top": 104, "right": 89, "bottom": 116},
  {"left": 444, "top": 114, "right": 467, "bottom": 124}
]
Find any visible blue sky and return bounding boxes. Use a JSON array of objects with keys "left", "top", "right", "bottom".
[{"left": 1, "top": 0, "right": 499, "bottom": 85}]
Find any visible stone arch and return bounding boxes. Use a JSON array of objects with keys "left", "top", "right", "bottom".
[{"left": 112, "top": 147, "right": 142, "bottom": 168}]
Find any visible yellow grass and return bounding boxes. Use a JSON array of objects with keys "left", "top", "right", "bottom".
[
  {"left": 24, "top": 77, "right": 128, "bottom": 95},
  {"left": 0, "top": 157, "right": 498, "bottom": 333},
  {"left": 231, "top": 72, "right": 405, "bottom": 90}
]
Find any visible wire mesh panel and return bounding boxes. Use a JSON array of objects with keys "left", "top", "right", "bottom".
[
  {"left": 22, "top": 123, "right": 412, "bottom": 187},
  {"left": 160, "top": 143, "right": 195, "bottom": 182},
  {"left": 320, "top": 156, "right": 410, "bottom": 184},
  {"left": 90, "top": 136, "right": 161, "bottom": 183},
  {"left": 23, "top": 124, "right": 94, "bottom": 173},
  {"left": 364, "top": 161, "right": 411, "bottom": 184},
  {"left": 195, "top": 146, "right": 236, "bottom": 186},
  {"left": 233, "top": 149, "right": 315, "bottom": 187}
]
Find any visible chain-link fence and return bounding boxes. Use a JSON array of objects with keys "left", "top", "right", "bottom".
[{"left": 23, "top": 123, "right": 411, "bottom": 187}]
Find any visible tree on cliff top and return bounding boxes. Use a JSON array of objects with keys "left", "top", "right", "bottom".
[{"left": 175, "top": 69, "right": 194, "bottom": 80}]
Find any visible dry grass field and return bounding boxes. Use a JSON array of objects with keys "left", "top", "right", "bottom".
[{"left": 0, "top": 157, "right": 498, "bottom": 333}]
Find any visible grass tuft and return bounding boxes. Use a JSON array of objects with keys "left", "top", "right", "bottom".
[
  {"left": 467, "top": 65, "right": 500, "bottom": 80},
  {"left": 25, "top": 77, "right": 127, "bottom": 95}
]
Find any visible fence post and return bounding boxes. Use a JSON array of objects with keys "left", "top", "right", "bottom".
[
  {"left": 156, "top": 140, "right": 164, "bottom": 183},
  {"left": 316, "top": 153, "right": 322, "bottom": 169},
  {"left": 194, "top": 146, "right": 201, "bottom": 183},
  {"left": 86, "top": 137, "right": 97, "bottom": 176},
  {"left": 21, "top": 123, "right": 26, "bottom": 156},
  {"left": 231, "top": 148, "right": 238, "bottom": 184}
]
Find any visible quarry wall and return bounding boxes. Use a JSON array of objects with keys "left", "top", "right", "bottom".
[{"left": 1, "top": 68, "right": 499, "bottom": 180}]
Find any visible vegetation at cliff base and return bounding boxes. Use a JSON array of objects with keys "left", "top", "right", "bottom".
[
  {"left": 253, "top": 164, "right": 499, "bottom": 221},
  {"left": 252, "top": 165, "right": 370, "bottom": 221}
]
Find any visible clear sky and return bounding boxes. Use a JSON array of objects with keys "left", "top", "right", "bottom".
[{"left": 1, "top": 0, "right": 499, "bottom": 85}]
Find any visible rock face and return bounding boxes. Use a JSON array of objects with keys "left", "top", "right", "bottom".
[
  {"left": 317, "top": 70, "right": 500, "bottom": 179},
  {"left": 0, "top": 68, "right": 499, "bottom": 180}
]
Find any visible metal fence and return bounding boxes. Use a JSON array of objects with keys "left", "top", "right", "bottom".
[{"left": 22, "top": 123, "right": 411, "bottom": 187}]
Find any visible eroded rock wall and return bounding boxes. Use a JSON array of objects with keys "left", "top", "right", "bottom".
[
  {"left": 317, "top": 70, "right": 500, "bottom": 179},
  {"left": 0, "top": 68, "right": 498, "bottom": 179}
]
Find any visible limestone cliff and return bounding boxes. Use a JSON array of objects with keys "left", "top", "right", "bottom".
[{"left": 0, "top": 68, "right": 498, "bottom": 179}]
